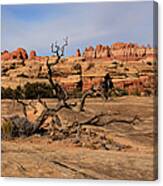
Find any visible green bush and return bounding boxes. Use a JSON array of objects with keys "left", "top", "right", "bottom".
[
  {"left": 1, "top": 87, "right": 15, "bottom": 99},
  {"left": 1, "top": 82, "right": 54, "bottom": 99},
  {"left": 24, "top": 82, "right": 54, "bottom": 99},
  {"left": 14, "top": 86, "right": 24, "bottom": 99}
]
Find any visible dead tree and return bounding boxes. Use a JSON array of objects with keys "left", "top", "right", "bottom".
[
  {"left": 2, "top": 37, "right": 76, "bottom": 138},
  {"left": 1, "top": 38, "right": 141, "bottom": 151},
  {"left": 47, "top": 37, "right": 69, "bottom": 103}
]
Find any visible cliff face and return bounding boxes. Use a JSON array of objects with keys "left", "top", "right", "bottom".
[{"left": 1, "top": 42, "right": 157, "bottom": 96}]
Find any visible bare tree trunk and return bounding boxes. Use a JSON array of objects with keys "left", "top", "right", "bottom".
[{"left": 80, "top": 90, "right": 94, "bottom": 111}]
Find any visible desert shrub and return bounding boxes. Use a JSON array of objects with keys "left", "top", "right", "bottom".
[
  {"left": 72, "top": 63, "right": 82, "bottom": 71},
  {"left": 1, "top": 120, "right": 13, "bottom": 140},
  {"left": 14, "top": 86, "right": 24, "bottom": 99},
  {"left": 68, "top": 86, "right": 83, "bottom": 98},
  {"left": 153, "top": 61, "right": 157, "bottom": 65},
  {"left": 68, "top": 79, "right": 83, "bottom": 98},
  {"left": 1, "top": 82, "right": 54, "bottom": 99},
  {"left": 119, "top": 63, "right": 124, "bottom": 67},
  {"left": 144, "top": 89, "right": 152, "bottom": 96},
  {"left": 124, "top": 67, "right": 129, "bottom": 71},
  {"left": 69, "top": 90, "right": 83, "bottom": 98},
  {"left": 1, "top": 87, "right": 15, "bottom": 99},
  {"left": 112, "top": 61, "right": 118, "bottom": 65},
  {"left": 24, "top": 82, "right": 54, "bottom": 99},
  {"left": 131, "top": 89, "right": 141, "bottom": 96},
  {"left": 113, "top": 87, "right": 128, "bottom": 96},
  {"left": 147, "top": 61, "right": 152, "bottom": 66},
  {"left": 1, "top": 87, "right": 5, "bottom": 99}
]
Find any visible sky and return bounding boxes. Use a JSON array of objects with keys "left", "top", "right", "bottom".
[{"left": 1, "top": 1, "right": 155, "bottom": 56}]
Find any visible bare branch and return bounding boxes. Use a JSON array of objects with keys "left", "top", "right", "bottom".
[
  {"left": 16, "top": 99, "right": 28, "bottom": 117},
  {"left": 38, "top": 97, "right": 48, "bottom": 109},
  {"left": 45, "top": 38, "right": 69, "bottom": 103},
  {"left": 51, "top": 37, "right": 68, "bottom": 58},
  {"left": 51, "top": 42, "right": 60, "bottom": 56},
  {"left": 79, "top": 85, "right": 105, "bottom": 111},
  {"left": 28, "top": 100, "right": 38, "bottom": 114},
  {"left": 60, "top": 37, "right": 68, "bottom": 56},
  {"left": 105, "top": 115, "right": 142, "bottom": 126},
  {"left": 79, "top": 90, "right": 94, "bottom": 111}
]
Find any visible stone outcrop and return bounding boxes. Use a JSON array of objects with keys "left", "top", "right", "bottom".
[
  {"left": 83, "top": 46, "right": 96, "bottom": 59},
  {"left": 1, "top": 43, "right": 157, "bottom": 96},
  {"left": 110, "top": 42, "right": 146, "bottom": 61},
  {"left": 95, "top": 45, "right": 110, "bottom": 58},
  {"left": 83, "top": 42, "right": 157, "bottom": 61},
  {"left": 1, "top": 50, "right": 10, "bottom": 61},
  {"left": 29, "top": 50, "right": 37, "bottom": 60},
  {"left": 17, "top": 48, "right": 28, "bottom": 60},
  {"left": 1, "top": 48, "right": 28, "bottom": 61}
]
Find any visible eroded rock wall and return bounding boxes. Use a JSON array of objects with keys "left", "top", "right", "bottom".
[
  {"left": 1, "top": 44, "right": 157, "bottom": 96},
  {"left": 82, "top": 42, "right": 157, "bottom": 61}
]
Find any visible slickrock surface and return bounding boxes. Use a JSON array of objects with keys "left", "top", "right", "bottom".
[{"left": 1, "top": 96, "right": 157, "bottom": 179}]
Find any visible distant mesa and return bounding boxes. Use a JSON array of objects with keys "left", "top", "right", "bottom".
[
  {"left": 1, "top": 48, "right": 39, "bottom": 61},
  {"left": 1, "top": 42, "right": 157, "bottom": 97},
  {"left": 1, "top": 42, "right": 156, "bottom": 62},
  {"left": 1, "top": 48, "right": 28, "bottom": 61},
  {"left": 82, "top": 42, "right": 156, "bottom": 61}
]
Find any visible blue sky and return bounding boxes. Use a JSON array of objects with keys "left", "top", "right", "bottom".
[{"left": 1, "top": 1, "right": 154, "bottom": 56}]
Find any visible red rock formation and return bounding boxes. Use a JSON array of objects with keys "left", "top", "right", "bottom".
[
  {"left": 76, "top": 49, "right": 81, "bottom": 57},
  {"left": 10, "top": 50, "right": 18, "bottom": 60},
  {"left": 1, "top": 48, "right": 28, "bottom": 61},
  {"left": 17, "top": 48, "right": 28, "bottom": 60},
  {"left": 112, "top": 76, "right": 154, "bottom": 95},
  {"left": 82, "top": 42, "right": 156, "bottom": 61},
  {"left": 111, "top": 42, "right": 127, "bottom": 50},
  {"left": 10, "top": 48, "right": 28, "bottom": 60},
  {"left": 95, "top": 45, "right": 110, "bottom": 58},
  {"left": 83, "top": 46, "right": 95, "bottom": 59},
  {"left": 1, "top": 50, "right": 10, "bottom": 61},
  {"left": 110, "top": 42, "right": 147, "bottom": 61},
  {"left": 30, "top": 50, "right": 37, "bottom": 60},
  {"left": 83, "top": 44, "right": 110, "bottom": 59}
]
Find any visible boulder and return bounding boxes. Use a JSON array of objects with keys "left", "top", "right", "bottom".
[{"left": 30, "top": 50, "right": 37, "bottom": 60}]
